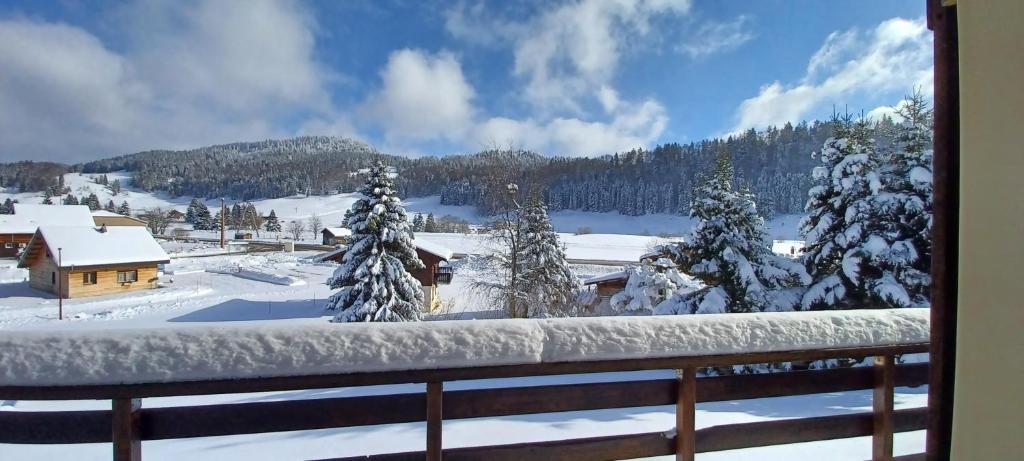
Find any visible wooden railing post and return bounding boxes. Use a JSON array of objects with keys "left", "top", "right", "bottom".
[
  {"left": 426, "top": 382, "right": 443, "bottom": 461},
  {"left": 676, "top": 367, "right": 696, "bottom": 461},
  {"left": 112, "top": 398, "right": 141, "bottom": 461},
  {"left": 873, "top": 355, "right": 895, "bottom": 461}
]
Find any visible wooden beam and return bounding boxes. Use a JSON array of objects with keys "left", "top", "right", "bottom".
[
  {"left": 927, "top": 0, "right": 959, "bottom": 459},
  {"left": 676, "top": 368, "right": 696, "bottom": 461},
  {"left": 426, "top": 382, "right": 443, "bottom": 461},
  {"left": 873, "top": 355, "right": 895, "bottom": 461},
  {"left": 112, "top": 398, "right": 141, "bottom": 461}
]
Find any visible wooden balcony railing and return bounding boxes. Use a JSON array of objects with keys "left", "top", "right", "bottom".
[
  {"left": 0, "top": 343, "right": 927, "bottom": 461},
  {"left": 0, "top": 310, "right": 931, "bottom": 460}
]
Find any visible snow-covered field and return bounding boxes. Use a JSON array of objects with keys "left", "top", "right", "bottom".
[{"left": 0, "top": 171, "right": 804, "bottom": 238}]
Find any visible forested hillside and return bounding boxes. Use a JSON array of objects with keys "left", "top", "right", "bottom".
[{"left": 2, "top": 118, "right": 903, "bottom": 217}]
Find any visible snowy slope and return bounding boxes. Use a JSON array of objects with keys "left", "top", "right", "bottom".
[{"left": 0, "top": 172, "right": 806, "bottom": 238}]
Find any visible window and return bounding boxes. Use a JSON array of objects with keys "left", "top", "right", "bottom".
[
  {"left": 3, "top": 243, "right": 11, "bottom": 249},
  {"left": 17, "top": 243, "right": 26, "bottom": 248},
  {"left": 83, "top": 272, "right": 97, "bottom": 285},
  {"left": 51, "top": 272, "right": 56, "bottom": 284},
  {"left": 117, "top": 270, "right": 138, "bottom": 283}
]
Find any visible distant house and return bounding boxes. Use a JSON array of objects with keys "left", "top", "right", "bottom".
[
  {"left": 91, "top": 210, "right": 147, "bottom": 227},
  {"left": 0, "top": 204, "right": 94, "bottom": 258},
  {"left": 17, "top": 225, "right": 170, "bottom": 298},
  {"left": 317, "top": 239, "right": 454, "bottom": 311},
  {"left": 234, "top": 231, "right": 253, "bottom": 240},
  {"left": 582, "top": 271, "right": 628, "bottom": 300},
  {"left": 166, "top": 210, "right": 186, "bottom": 222},
  {"left": 321, "top": 227, "right": 352, "bottom": 246}
]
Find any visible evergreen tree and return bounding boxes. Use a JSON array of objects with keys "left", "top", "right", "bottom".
[
  {"left": 229, "top": 203, "right": 242, "bottom": 229},
  {"left": 41, "top": 190, "right": 53, "bottom": 205},
  {"left": 658, "top": 149, "right": 808, "bottom": 314},
  {"left": 412, "top": 213, "right": 425, "bottom": 232},
  {"left": 109, "top": 179, "right": 121, "bottom": 195},
  {"left": 519, "top": 200, "right": 579, "bottom": 317},
  {"left": 84, "top": 193, "right": 101, "bottom": 210},
  {"left": 264, "top": 209, "right": 282, "bottom": 233},
  {"left": 326, "top": 161, "right": 424, "bottom": 322},
  {"left": 104, "top": 200, "right": 116, "bottom": 212},
  {"left": 424, "top": 213, "right": 437, "bottom": 232},
  {"left": 185, "top": 198, "right": 203, "bottom": 226},
  {"left": 880, "top": 92, "right": 933, "bottom": 304},
  {"left": 0, "top": 198, "right": 14, "bottom": 214},
  {"left": 117, "top": 201, "right": 131, "bottom": 216},
  {"left": 63, "top": 194, "right": 78, "bottom": 205},
  {"left": 801, "top": 115, "right": 909, "bottom": 309},
  {"left": 611, "top": 260, "right": 688, "bottom": 314}
]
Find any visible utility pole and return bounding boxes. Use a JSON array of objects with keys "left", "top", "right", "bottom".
[
  {"left": 220, "top": 198, "right": 226, "bottom": 249},
  {"left": 57, "top": 247, "right": 63, "bottom": 320}
]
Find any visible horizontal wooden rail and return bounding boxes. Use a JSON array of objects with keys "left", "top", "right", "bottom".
[
  {"left": 0, "top": 363, "right": 928, "bottom": 444},
  {"left": 0, "top": 343, "right": 929, "bottom": 401},
  {"left": 321, "top": 407, "right": 928, "bottom": 461}
]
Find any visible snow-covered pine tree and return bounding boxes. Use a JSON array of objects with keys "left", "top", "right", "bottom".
[
  {"left": 104, "top": 200, "right": 116, "bottom": 212},
  {"left": 264, "top": 210, "right": 282, "bottom": 233},
  {"left": 412, "top": 213, "right": 425, "bottom": 232},
  {"left": 63, "top": 194, "right": 78, "bottom": 205},
  {"left": 84, "top": 193, "right": 101, "bottom": 211},
  {"left": 185, "top": 198, "right": 202, "bottom": 226},
  {"left": 41, "top": 190, "right": 53, "bottom": 205},
  {"left": 801, "top": 114, "right": 911, "bottom": 309},
  {"left": 519, "top": 200, "right": 579, "bottom": 317},
  {"left": 424, "top": 213, "right": 437, "bottom": 232},
  {"left": 117, "top": 201, "right": 131, "bottom": 216},
  {"left": 0, "top": 198, "right": 14, "bottom": 214},
  {"left": 611, "top": 259, "right": 690, "bottom": 314},
  {"left": 876, "top": 92, "right": 934, "bottom": 304},
  {"left": 657, "top": 148, "right": 808, "bottom": 315},
  {"left": 326, "top": 161, "right": 425, "bottom": 322}
]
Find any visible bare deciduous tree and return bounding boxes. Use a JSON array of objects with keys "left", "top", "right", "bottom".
[{"left": 287, "top": 220, "right": 306, "bottom": 240}]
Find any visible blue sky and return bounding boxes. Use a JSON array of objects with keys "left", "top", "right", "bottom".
[{"left": 0, "top": 0, "right": 930, "bottom": 162}]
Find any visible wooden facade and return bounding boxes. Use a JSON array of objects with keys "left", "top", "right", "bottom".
[
  {"left": 0, "top": 233, "right": 31, "bottom": 258},
  {"left": 320, "top": 245, "right": 449, "bottom": 311},
  {"left": 321, "top": 228, "right": 349, "bottom": 246},
  {"left": 27, "top": 256, "right": 160, "bottom": 298}
]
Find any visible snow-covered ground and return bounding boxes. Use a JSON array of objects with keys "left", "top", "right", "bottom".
[{"left": 0, "top": 171, "right": 804, "bottom": 238}]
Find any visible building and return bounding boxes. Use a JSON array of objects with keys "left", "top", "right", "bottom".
[
  {"left": 17, "top": 225, "right": 170, "bottom": 298},
  {"left": 91, "top": 210, "right": 147, "bottom": 227},
  {"left": 321, "top": 227, "right": 352, "bottom": 246},
  {"left": 166, "top": 210, "right": 186, "bottom": 222},
  {"left": 0, "top": 204, "right": 94, "bottom": 258},
  {"left": 582, "top": 271, "right": 628, "bottom": 299},
  {"left": 771, "top": 239, "right": 806, "bottom": 258},
  {"left": 317, "top": 239, "right": 453, "bottom": 310}
]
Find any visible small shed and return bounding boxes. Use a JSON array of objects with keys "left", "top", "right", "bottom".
[
  {"left": 0, "top": 204, "right": 94, "bottom": 258},
  {"left": 17, "top": 226, "right": 170, "bottom": 298},
  {"left": 583, "top": 271, "right": 629, "bottom": 299},
  {"left": 234, "top": 231, "right": 253, "bottom": 240},
  {"left": 166, "top": 210, "right": 186, "bottom": 222},
  {"left": 92, "top": 210, "right": 147, "bottom": 227},
  {"left": 322, "top": 227, "right": 352, "bottom": 246}
]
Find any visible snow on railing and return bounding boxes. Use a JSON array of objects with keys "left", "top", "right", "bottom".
[{"left": 0, "top": 309, "right": 929, "bottom": 387}]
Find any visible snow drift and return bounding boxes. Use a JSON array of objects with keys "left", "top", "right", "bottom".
[{"left": 0, "top": 309, "right": 929, "bottom": 386}]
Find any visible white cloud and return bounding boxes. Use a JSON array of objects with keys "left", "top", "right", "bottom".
[
  {"left": 730, "top": 17, "right": 933, "bottom": 133},
  {"left": 473, "top": 98, "right": 667, "bottom": 157},
  {"left": 362, "top": 49, "right": 476, "bottom": 142},
  {"left": 677, "top": 15, "right": 755, "bottom": 59},
  {"left": 0, "top": 0, "right": 331, "bottom": 162}
]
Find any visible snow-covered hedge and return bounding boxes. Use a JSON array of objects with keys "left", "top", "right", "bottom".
[{"left": 0, "top": 309, "right": 928, "bottom": 386}]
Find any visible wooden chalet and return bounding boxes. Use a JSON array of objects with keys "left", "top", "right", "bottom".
[
  {"left": 318, "top": 239, "right": 453, "bottom": 310},
  {"left": 17, "top": 225, "right": 170, "bottom": 298},
  {"left": 0, "top": 204, "right": 94, "bottom": 258},
  {"left": 321, "top": 227, "right": 352, "bottom": 245},
  {"left": 91, "top": 210, "right": 147, "bottom": 227},
  {"left": 582, "top": 270, "right": 628, "bottom": 299}
]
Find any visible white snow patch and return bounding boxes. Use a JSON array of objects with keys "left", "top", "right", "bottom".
[{"left": 0, "top": 309, "right": 929, "bottom": 386}]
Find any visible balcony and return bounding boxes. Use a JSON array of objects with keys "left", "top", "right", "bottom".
[{"left": 0, "top": 309, "right": 929, "bottom": 460}]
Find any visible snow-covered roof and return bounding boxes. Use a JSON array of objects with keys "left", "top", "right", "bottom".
[
  {"left": 0, "top": 309, "right": 929, "bottom": 386},
  {"left": 322, "top": 227, "right": 352, "bottom": 237},
  {"left": 19, "top": 226, "right": 170, "bottom": 268},
  {"left": 90, "top": 210, "right": 122, "bottom": 217},
  {"left": 772, "top": 240, "right": 806, "bottom": 256},
  {"left": 413, "top": 239, "right": 453, "bottom": 260},
  {"left": 583, "top": 271, "right": 628, "bottom": 285},
  {"left": 0, "top": 204, "right": 94, "bottom": 234}
]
